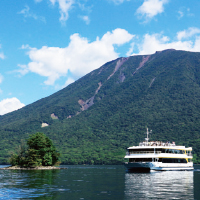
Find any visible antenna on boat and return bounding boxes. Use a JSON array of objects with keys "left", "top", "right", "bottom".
[{"left": 145, "top": 128, "right": 152, "bottom": 143}]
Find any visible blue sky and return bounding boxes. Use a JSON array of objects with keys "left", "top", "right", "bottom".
[{"left": 0, "top": 0, "right": 200, "bottom": 115}]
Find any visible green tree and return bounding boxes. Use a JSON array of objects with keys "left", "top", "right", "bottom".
[
  {"left": 9, "top": 132, "right": 60, "bottom": 167},
  {"left": 9, "top": 139, "right": 27, "bottom": 166},
  {"left": 27, "top": 132, "right": 60, "bottom": 166}
]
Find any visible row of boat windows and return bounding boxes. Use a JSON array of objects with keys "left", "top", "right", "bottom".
[
  {"left": 128, "top": 149, "right": 192, "bottom": 155},
  {"left": 129, "top": 158, "right": 192, "bottom": 163},
  {"left": 162, "top": 158, "right": 188, "bottom": 163}
]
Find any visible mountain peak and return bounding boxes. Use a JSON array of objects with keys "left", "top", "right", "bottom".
[{"left": 0, "top": 50, "right": 200, "bottom": 164}]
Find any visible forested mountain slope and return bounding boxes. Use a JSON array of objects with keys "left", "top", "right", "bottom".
[{"left": 1, "top": 49, "right": 200, "bottom": 164}]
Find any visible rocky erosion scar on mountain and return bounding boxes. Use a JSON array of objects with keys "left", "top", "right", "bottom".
[
  {"left": 42, "top": 50, "right": 181, "bottom": 123},
  {"left": 107, "top": 57, "right": 129, "bottom": 80},
  {"left": 78, "top": 82, "right": 102, "bottom": 111},
  {"left": 149, "top": 77, "right": 156, "bottom": 88},
  {"left": 95, "top": 82, "right": 102, "bottom": 95},
  {"left": 51, "top": 113, "right": 58, "bottom": 119},
  {"left": 78, "top": 96, "right": 95, "bottom": 111},
  {"left": 50, "top": 51, "right": 174, "bottom": 120},
  {"left": 78, "top": 57, "right": 129, "bottom": 113},
  {"left": 133, "top": 55, "right": 151, "bottom": 75}
]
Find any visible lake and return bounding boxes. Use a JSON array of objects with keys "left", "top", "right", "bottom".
[{"left": 0, "top": 165, "right": 199, "bottom": 200}]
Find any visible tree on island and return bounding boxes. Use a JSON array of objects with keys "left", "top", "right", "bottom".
[{"left": 9, "top": 132, "right": 60, "bottom": 167}]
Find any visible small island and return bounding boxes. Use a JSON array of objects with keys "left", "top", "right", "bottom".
[
  {"left": 1, "top": 132, "right": 64, "bottom": 170},
  {"left": 1, "top": 166, "right": 62, "bottom": 170}
]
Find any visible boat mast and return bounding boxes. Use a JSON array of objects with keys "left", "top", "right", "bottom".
[{"left": 145, "top": 128, "right": 152, "bottom": 144}]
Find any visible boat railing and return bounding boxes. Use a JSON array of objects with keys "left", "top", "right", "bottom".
[
  {"left": 126, "top": 151, "right": 192, "bottom": 156},
  {"left": 139, "top": 141, "right": 176, "bottom": 147},
  {"left": 126, "top": 151, "right": 162, "bottom": 155}
]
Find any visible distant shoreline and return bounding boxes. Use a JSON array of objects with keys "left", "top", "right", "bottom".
[{"left": 0, "top": 166, "right": 67, "bottom": 170}]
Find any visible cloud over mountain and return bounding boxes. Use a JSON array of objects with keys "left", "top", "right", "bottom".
[
  {"left": 19, "top": 28, "right": 134, "bottom": 85},
  {"left": 0, "top": 98, "right": 25, "bottom": 115},
  {"left": 132, "top": 28, "right": 200, "bottom": 55}
]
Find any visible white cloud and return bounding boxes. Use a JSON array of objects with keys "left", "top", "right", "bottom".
[
  {"left": 54, "top": 77, "right": 75, "bottom": 90},
  {"left": 49, "top": 0, "right": 75, "bottom": 23},
  {"left": 0, "top": 74, "right": 3, "bottom": 84},
  {"left": 178, "top": 10, "right": 184, "bottom": 19},
  {"left": 77, "top": 2, "right": 92, "bottom": 12},
  {"left": 79, "top": 15, "right": 90, "bottom": 25},
  {"left": 35, "top": 0, "right": 90, "bottom": 23},
  {"left": 177, "top": 7, "right": 194, "bottom": 20},
  {"left": 177, "top": 27, "right": 200, "bottom": 40},
  {"left": 108, "top": 0, "right": 130, "bottom": 5},
  {"left": 19, "top": 28, "right": 134, "bottom": 85},
  {"left": 0, "top": 44, "right": 5, "bottom": 59},
  {"left": 0, "top": 53, "right": 5, "bottom": 59},
  {"left": 136, "top": 0, "right": 169, "bottom": 21},
  {"left": 186, "top": 8, "right": 194, "bottom": 17},
  {"left": 0, "top": 98, "right": 25, "bottom": 115},
  {"left": 62, "top": 77, "right": 75, "bottom": 88},
  {"left": 133, "top": 28, "right": 200, "bottom": 55},
  {"left": 18, "top": 5, "right": 30, "bottom": 14},
  {"left": 0, "top": 74, "right": 3, "bottom": 95},
  {"left": 18, "top": 5, "right": 46, "bottom": 22},
  {"left": 126, "top": 42, "right": 135, "bottom": 56},
  {"left": 17, "top": 64, "right": 29, "bottom": 76}
]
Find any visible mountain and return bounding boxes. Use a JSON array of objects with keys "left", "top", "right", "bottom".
[{"left": 1, "top": 49, "right": 200, "bottom": 164}]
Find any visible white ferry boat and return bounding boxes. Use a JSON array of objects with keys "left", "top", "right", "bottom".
[{"left": 124, "top": 128, "right": 193, "bottom": 171}]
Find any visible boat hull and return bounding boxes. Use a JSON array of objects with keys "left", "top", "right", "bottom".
[
  {"left": 152, "top": 167, "right": 194, "bottom": 171},
  {"left": 150, "top": 162, "right": 194, "bottom": 171},
  {"left": 125, "top": 162, "right": 194, "bottom": 171},
  {"left": 124, "top": 162, "right": 150, "bottom": 172}
]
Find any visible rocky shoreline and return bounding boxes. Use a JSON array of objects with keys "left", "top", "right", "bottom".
[{"left": 0, "top": 166, "right": 67, "bottom": 170}]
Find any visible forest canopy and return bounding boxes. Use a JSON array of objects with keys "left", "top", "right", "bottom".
[{"left": 9, "top": 132, "right": 60, "bottom": 167}]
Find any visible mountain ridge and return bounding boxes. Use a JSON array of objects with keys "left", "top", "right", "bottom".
[{"left": 0, "top": 49, "right": 200, "bottom": 164}]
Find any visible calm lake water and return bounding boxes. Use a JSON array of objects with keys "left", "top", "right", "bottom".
[{"left": 0, "top": 165, "right": 199, "bottom": 200}]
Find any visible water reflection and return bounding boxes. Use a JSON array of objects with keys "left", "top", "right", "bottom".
[
  {"left": 125, "top": 171, "right": 193, "bottom": 200},
  {"left": 0, "top": 169, "right": 60, "bottom": 199},
  {"left": 194, "top": 167, "right": 200, "bottom": 200},
  {"left": 0, "top": 165, "right": 197, "bottom": 199},
  {"left": 0, "top": 165, "right": 125, "bottom": 200}
]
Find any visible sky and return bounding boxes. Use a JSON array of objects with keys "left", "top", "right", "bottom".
[{"left": 0, "top": 0, "right": 200, "bottom": 115}]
